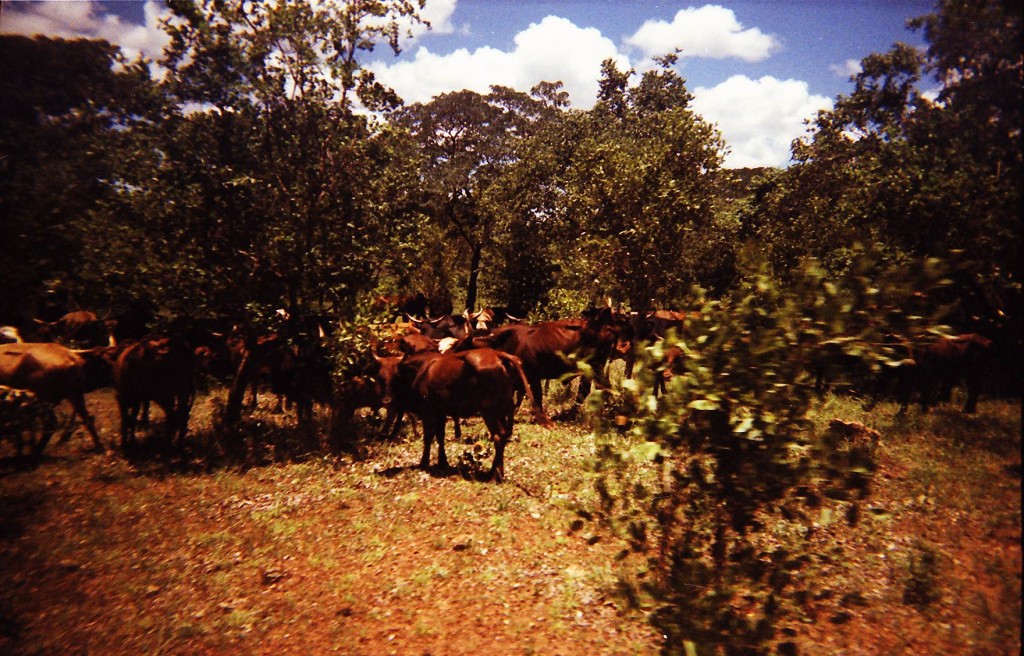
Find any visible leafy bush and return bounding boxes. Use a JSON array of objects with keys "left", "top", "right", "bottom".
[{"left": 584, "top": 251, "right": 948, "bottom": 655}]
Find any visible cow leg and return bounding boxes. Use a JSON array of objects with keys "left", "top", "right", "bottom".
[
  {"left": 436, "top": 417, "right": 450, "bottom": 470},
  {"left": 138, "top": 400, "right": 151, "bottom": 427},
  {"left": 30, "top": 409, "right": 57, "bottom": 460},
  {"left": 419, "top": 416, "right": 435, "bottom": 470},
  {"left": 490, "top": 435, "right": 507, "bottom": 483},
  {"left": 528, "top": 376, "right": 550, "bottom": 426},
  {"left": 118, "top": 398, "right": 136, "bottom": 449},
  {"left": 69, "top": 394, "right": 104, "bottom": 451},
  {"left": 963, "top": 381, "right": 980, "bottom": 414}
]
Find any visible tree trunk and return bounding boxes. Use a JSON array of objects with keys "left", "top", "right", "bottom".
[{"left": 464, "top": 243, "right": 482, "bottom": 312}]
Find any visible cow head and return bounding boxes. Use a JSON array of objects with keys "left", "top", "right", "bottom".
[
  {"left": 77, "top": 345, "right": 118, "bottom": 391},
  {"left": 372, "top": 354, "right": 404, "bottom": 408}
]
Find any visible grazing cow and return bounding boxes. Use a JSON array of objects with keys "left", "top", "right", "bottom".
[
  {"left": 465, "top": 308, "right": 496, "bottom": 334},
  {"left": 225, "top": 329, "right": 335, "bottom": 432},
  {"left": 114, "top": 335, "right": 196, "bottom": 449},
  {"left": 1, "top": 326, "right": 23, "bottom": 344},
  {"left": 0, "top": 385, "right": 57, "bottom": 460},
  {"left": 0, "top": 342, "right": 115, "bottom": 449},
  {"left": 33, "top": 310, "right": 112, "bottom": 347},
  {"left": 376, "top": 348, "right": 532, "bottom": 481},
  {"left": 619, "top": 310, "right": 694, "bottom": 379},
  {"left": 472, "top": 307, "right": 624, "bottom": 424},
  {"left": 884, "top": 333, "right": 993, "bottom": 414},
  {"left": 329, "top": 373, "right": 385, "bottom": 448},
  {"left": 409, "top": 313, "right": 472, "bottom": 341}
]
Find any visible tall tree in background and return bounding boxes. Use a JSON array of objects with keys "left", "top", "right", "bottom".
[
  {"left": 118, "top": 0, "right": 427, "bottom": 322},
  {"left": 397, "top": 86, "right": 555, "bottom": 312},
  {"left": 560, "top": 56, "right": 726, "bottom": 311},
  {"left": 750, "top": 0, "right": 1020, "bottom": 287},
  {"left": 0, "top": 35, "right": 160, "bottom": 322}
]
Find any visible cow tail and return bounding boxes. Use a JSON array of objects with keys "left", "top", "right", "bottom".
[{"left": 502, "top": 353, "right": 533, "bottom": 412}]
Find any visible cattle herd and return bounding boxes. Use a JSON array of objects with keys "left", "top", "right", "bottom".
[{"left": 0, "top": 303, "right": 997, "bottom": 478}]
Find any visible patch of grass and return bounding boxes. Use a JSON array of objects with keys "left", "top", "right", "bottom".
[{"left": 411, "top": 563, "right": 449, "bottom": 585}]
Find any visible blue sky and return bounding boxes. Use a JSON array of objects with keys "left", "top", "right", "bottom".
[{"left": 2, "top": 1, "right": 936, "bottom": 167}]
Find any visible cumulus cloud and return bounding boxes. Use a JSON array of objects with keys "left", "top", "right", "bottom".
[
  {"left": 625, "top": 5, "right": 780, "bottom": 63},
  {"left": 1, "top": 0, "right": 170, "bottom": 60},
  {"left": 829, "top": 58, "right": 862, "bottom": 79},
  {"left": 4, "top": 1, "right": 829, "bottom": 168},
  {"left": 691, "top": 75, "right": 832, "bottom": 168},
  {"left": 370, "top": 15, "right": 627, "bottom": 107}
]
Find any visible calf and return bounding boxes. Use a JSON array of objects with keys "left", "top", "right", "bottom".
[
  {"left": 0, "top": 342, "right": 114, "bottom": 449},
  {"left": 376, "top": 349, "right": 532, "bottom": 482},
  {"left": 115, "top": 335, "right": 195, "bottom": 449}
]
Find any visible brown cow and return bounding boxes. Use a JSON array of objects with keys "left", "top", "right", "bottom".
[
  {"left": 376, "top": 348, "right": 532, "bottom": 482},
  {"left": 33, "top": 310, "right": 113, "bottom": 347},
  {"left": 884, "top": 333, "right": 993, "bottom": 414},
  {"left": 472, "top": 307, "right": 623, "bottom": 424},
  {"left": 115, "top": 335, "right": 195, "bottom": 449},
  {"left": 0, "top": 342, "right": 114, "bottom": 450}
]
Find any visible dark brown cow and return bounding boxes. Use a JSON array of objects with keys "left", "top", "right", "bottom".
[
  {"left": 0, "top": 342, "right": 115, "bottom": 450},
  {"left": 33, "top": 310, "right": 113, "bottom": 347},
  {"left": 886, "top": 333, "right": 993, "bottom": 414},
  {"left": 114, "top": 335, "right": 195, "bottom": 449},
  {"left": 224, "top": 330, "right": 334, "bottom": 431},
  {"left": 329, "top": 373, "right": 385, "bottom": 449},
  {"left": 472, "top": 307, "right": 623, "bottom": 424},
  {"left": 621, "top": 310, "right": 696, "bottom": 378},
  {"left": 408, "top": 314, "right": 472, "bottom": 341},
  {"left": 376, "top": 349, "right": 532, "bottom": 482}
]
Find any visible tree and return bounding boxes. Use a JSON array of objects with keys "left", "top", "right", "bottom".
[
  {"left": 746, "top": 0, "right": 1020, "bottom": 389},
  {"left": 0, "top": 35, "right": 160, "bottom": 322},
  {"left": 110, "top": 0, "right": 429, "bottom": 324},
  {"left": 750, "top": 0, "right": 1020, "bottom": 286},
  {"left": 397, "top": 86, "right": 557, "bottom": 312},
  {"left": 560, "top": 56, "right": 726, "bottom": 311}
]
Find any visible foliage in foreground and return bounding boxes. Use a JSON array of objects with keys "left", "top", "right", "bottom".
[{"left": 584, "top": 253, "right": 950, "bottom": 655}]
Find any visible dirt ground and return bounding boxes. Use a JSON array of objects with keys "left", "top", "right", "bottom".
[{"left": 0, "top": 388, "right": 1020, "bottom": 655}]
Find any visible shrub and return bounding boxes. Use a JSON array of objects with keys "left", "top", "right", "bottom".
[{"left": 585, "top": 250, "right": 948, "bottom": 655}]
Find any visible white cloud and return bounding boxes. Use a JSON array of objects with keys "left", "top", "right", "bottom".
[
  {"left": 692, "top": 75, "right": 832, "bottom": 168},
  {"left": 371, "top": 15, "right": 627, "bottom": 107},
  {"left": 4, "top": 2, "right": 827, "bottom": 168},
  {"left": 1, "top": 0, "right": 171, "bottom": 60},
  {"left": 829, "top": 58, "right": 862, "bottom": 79},
  {"left": 625, "top": 5, "right": 780, "bottom": 63},
  {"left": 418, "top": 0, "right": 459, "bottom": 36}
]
